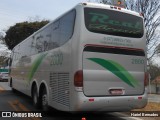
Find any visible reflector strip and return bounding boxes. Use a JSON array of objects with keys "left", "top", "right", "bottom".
[
  {"left": 89, "top": 99, "right": 94, "bottom": 102},
  {"left": 138, "top": 96, "right": 142, "bottom": 100}
]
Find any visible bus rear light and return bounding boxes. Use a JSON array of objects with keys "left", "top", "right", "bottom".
[
  {"left": 139, "top": 13, "right": 144, "bottom": 17},
  {"left": 74, "top": 70, "right": 83, "bottom": 87},
  {"left": 144, "top": 72, "right": 149, "bottom": 86},
  {"left": 82, "top": 117, "right": 86, "bottom": 120},
  {"left": 138, "top": 96, "right": 142, "bottom": 100},
  {"left": 89, "top": 98, "right": 94, "bottom": 102},
  {"left": 117, "top": 1, "right": 122, "bottom": 5},
  {"left": 110, "top": 6, "right": 114, "bottom": 9},
  {"left": 82, "top": 3, "right": 87, "bottom": 6},
  {"left": 114, "top": 6, "right": 117, "bottom": 9},
  {"left": 110, "top": 6, "right": 121, "bottom": 10}
]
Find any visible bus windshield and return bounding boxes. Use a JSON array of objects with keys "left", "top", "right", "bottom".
[{"left": 84, "top": 8, "right": 144, "bottom": 38}]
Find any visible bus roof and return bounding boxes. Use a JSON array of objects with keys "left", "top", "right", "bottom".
[{"left": 78, "top": 2, "right": 142, "bottom": 17}]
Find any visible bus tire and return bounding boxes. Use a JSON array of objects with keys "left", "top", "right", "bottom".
[
  {"left": 12, "top": 88, "right": 17, "bottom": 93},
  {"left": 41, "top": 88, "right": 49, "bottom": 112},
  {"left": 32, "top": 86, "right": 40, "bottom": 109}
]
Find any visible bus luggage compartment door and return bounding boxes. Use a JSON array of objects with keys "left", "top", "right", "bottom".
[{"left": 82, "top": 47, "right": 145, "bottom": 97}]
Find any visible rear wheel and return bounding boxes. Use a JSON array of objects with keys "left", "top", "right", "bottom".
[
  {"left": 32, "top": 86, "right": 40, "bottom": 109},
  {"left": 41, "top": 88, "right": 49, "bottom": 111}
]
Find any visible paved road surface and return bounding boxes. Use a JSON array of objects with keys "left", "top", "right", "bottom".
[{"left": 0, "top": 81, "right": 140, "bottom": 120}]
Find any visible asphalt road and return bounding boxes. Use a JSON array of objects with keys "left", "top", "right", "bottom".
[{"left": 0, "top": 82, "right": 141, "bottom": 120}]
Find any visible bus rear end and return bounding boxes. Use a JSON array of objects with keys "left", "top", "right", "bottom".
[{"left": 73, "top": 3, "right": 147, "bottom": 111}]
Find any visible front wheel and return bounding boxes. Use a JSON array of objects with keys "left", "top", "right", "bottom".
[{"left": 41, "top": 88, "right": 49, "bottom": 111}]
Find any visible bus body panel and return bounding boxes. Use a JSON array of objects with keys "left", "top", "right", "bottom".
[
  {"left": 70, "top": 89, "right": 147, "bottom": 111},
  {"left": 83, "top": 51, "right": 145, "bottom": 96}
]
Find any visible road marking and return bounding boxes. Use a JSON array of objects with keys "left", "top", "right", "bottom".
[
  {"left": 8, "top": 100, "right": 41, "bottom": 120},
  {"left": 8, "top": 100, "right": 19, "bottom": 111},
  {"left": 12, "top": 100, "right": 30, "bottom": 111},
  {"left": 8, "top": 100, "right": 30, "bottom": 120}
]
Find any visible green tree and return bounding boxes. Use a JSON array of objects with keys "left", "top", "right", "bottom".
[
  {"left": 4, "top": 20, "right": 49, "bottom": 50},
  {"left": 0, "top": 31, "right": 5, "bottom": 44},
  {"left": 148, "top": 62, "right": 160, "bottom": 80}
]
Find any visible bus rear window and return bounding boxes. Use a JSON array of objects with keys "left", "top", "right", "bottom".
[{"left": 84, "top": 8, "right": 144, "bottom": 38}]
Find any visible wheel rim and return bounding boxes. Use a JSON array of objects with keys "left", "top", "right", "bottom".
[
  {"left": 42, "top": 94, "right": 47, "bottom": 106},
  {"left": 33, "top": 92, "right": 37, "bottom": 104}
]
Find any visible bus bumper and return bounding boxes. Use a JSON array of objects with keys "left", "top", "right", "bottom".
[{"left": 72, "top": 88, "right": 148, "bottom": 112}]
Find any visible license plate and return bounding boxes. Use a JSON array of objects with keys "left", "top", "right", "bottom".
[{"left": 109, "top": 89, "right": 124, "bottom": 95}]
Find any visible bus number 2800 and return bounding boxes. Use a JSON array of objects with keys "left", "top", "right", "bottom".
[{"left": 131, "top": 59, "right": 144, "bottom": 64}]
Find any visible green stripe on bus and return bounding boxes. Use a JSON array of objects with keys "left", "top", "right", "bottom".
[
  {"left": 27, "top": 53, "right": 47, "bottom": 82},
  {"left": 87, "top": 58, "right": 139, "bottom": 88}
]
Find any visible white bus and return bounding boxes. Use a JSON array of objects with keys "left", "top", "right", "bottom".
[{"left": 9, "top": 2, "right": 148, "bottom": 112}]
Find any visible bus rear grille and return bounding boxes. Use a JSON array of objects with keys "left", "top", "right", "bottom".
[{"left": 50, "top": 72, "right": 70, "bottom": 107}]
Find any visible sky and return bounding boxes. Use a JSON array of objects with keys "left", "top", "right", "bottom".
[
  {"left": 0, "top": 0, "right": 88, "bottom": 31},
  {"left": 0, "top": 0, "right": 88, "bottom": 55}
]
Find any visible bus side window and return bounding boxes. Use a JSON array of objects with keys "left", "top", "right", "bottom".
[
  {"left": 51, "top": 20, "right": 60, "bottom": 48},
  {"left": 43, "top": 26, "right": 52, "bottom": 51},
  {"left": 59, "top": 10, "right": 76, "bottom": 45},
  {"left": 31, "top": 33, "right": 43, "bottom": 54}
]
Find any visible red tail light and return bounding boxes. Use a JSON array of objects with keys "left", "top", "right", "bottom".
[
  {"left": 74, "top": 70, "right": 83, "bottom": 87},
  {"left": 144, "top": 72, "right": 149, "bottom": 86}
]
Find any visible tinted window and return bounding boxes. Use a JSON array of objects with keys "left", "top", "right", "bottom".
[
  {"left": 30, "top": 10, "right": 76, "bottom": 55},
  {"left": 52, "top": 20, "right": 60, "bottom": 48},
  {"left": 60, "top": 10, "right": 76, "bottom": 45},
  {"left": 31, "top": 33, "right": 43, "bottom": 54},
  {"left": 84, "top": 8, "right": 144, "bottom": 38}
]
